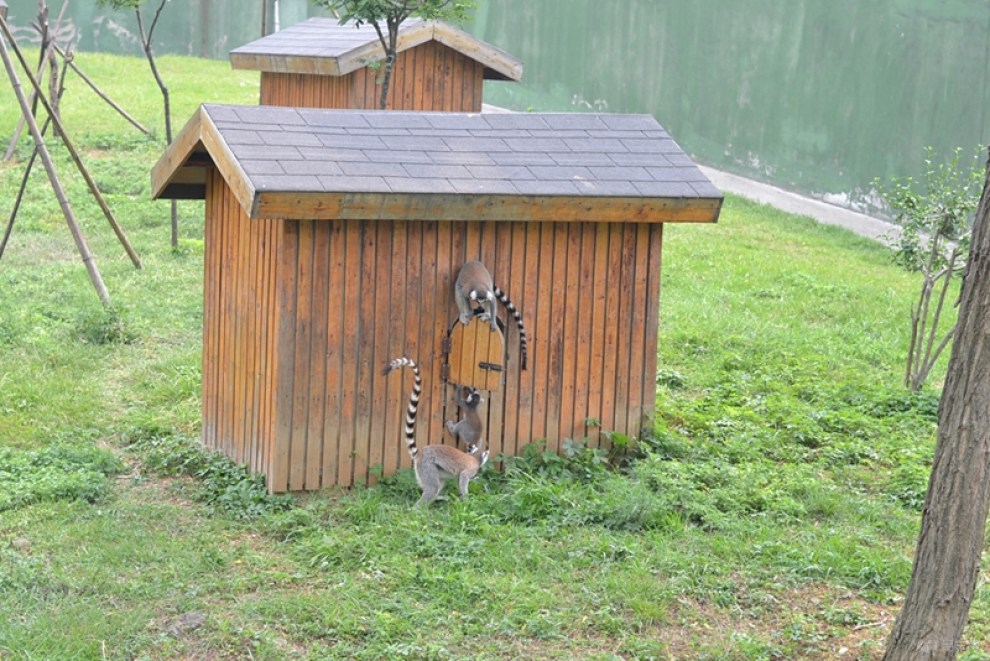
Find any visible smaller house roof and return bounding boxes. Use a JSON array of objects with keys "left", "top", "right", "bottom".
[
  {"left": 152, "top": 104, "right": 722, "bottom": 224},
  {"left": 230, "top": 17, "right": 523, "bottom": 82}
]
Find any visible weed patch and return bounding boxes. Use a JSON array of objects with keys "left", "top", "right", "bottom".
[
  {"left": 0, "top": 443, "right": 123, "bottom": 511},
  {"left": 124, "top": 427, "right": 294, "bottom": 519}
]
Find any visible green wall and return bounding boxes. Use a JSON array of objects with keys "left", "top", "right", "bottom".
[
  {"left": 473, "top": 0, "right": 990, "bottom": 209},
  {"left": 4, "top": 0, "right": 988, "bottom": 208}
]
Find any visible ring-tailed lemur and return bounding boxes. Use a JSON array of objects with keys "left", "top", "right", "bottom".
[
  {"left": 382, "top": 357, "right": 488, "bottom": 507},
  {"left": 445, "top": 384, "right": 484, "bottom": 449},
  {"left": 453, "top": 260, "right": 528, "bottom": 370}
]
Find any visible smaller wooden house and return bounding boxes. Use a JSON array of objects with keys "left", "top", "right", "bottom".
[
  {"left": 229, "top": 17, "right": 522, "bottom": 111},
  {"left": 151, "top": 104, "right": 722, "bottom": 493},
  {"left": 0, "top": 2, "right": 8, "bottom": 20}
]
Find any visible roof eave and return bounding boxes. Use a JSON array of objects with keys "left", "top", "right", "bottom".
[
  {"left": 151, "top": 105, "right": 257, "bottom": 216},
  {"left": 229, "top": 19, "right": 523, "bottom": 81},
  {"left": 251, "top": 190, "right": 722, "bottom": 223}
]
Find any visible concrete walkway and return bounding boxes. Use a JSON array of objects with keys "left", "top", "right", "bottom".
[
  {"left": 480, "top": 104, "right": 898, "bottom": 246},
  {"left": 698, "top": 166, "right": 900, "bottom": 247}
]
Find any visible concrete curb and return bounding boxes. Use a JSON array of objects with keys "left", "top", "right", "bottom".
[{"left": 699, "top": 166, "right": 900, "bottom": 247}]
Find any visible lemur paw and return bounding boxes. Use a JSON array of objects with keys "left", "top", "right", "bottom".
[{"left": 458, "top": 313, "right": 472, "bottom": 325}]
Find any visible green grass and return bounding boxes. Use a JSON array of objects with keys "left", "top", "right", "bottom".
[{"left": 0, "top": 50, "right": 986, "bottom": 660}]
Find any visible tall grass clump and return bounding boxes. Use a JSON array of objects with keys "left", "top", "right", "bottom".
[
  {"left": 0, "top": 443, "right": 123, "bottom": 511},
  {"left": 124, "top": 426, "right": 294, "bottom": 519}
]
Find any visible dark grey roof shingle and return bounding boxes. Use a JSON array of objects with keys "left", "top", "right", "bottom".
[{"left": 204, "top": 104, "right": 719, "bottom": 200}]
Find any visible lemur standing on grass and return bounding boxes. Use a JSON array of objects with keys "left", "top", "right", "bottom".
[{"left": 382, "top": 357, "right": 488, "bottom": 507}]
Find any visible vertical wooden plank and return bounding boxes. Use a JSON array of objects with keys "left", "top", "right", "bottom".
[
  {"left": 435, "top": 43, "right": 453, "bottom": 112},
  {"left": 367, "top": 222, "right": 393, "bottom": 484},
  {"left": 304, "top": 224, "right": 330, "bottom": 489},
  {"left": 482, "top": 328, "right": 504, "bottom": 393},
  {"left": 338, "top": 219, "right": 361, "bottom": 486},
  {"left": 626, "top": 224, "right": 651, "bottom": 440},
  {"left": 322, "top": 220, "right": 346, "bottom": 487},
  {"left": 470, "top": 60, "right": 483, "bottom": 112},
  {"left": 201, "top": 170, "right": 216, "bottom": 451},
  {"left": 451, "top": 221, "right": 478, "bottom": 423},
  {"left": 600, "top": 223, "right": 623, "bottom": 435},
  {"left": 391, "top": 50, "right": 404, "bottom": 109},
  {"left": 344, "top": 70, "right": 356, "bottom": 109},
  {"left": 254, "top": 218, "right": 273, "bottom": 478},
  {"left": 203, "top": 170, "right": 217, "bottom": 451},
  {"left": 419, "top": 41, "right": 433, "bottom": 111},
  {"left": 460, "top": 59, "right": 472, "bottom": 112},
  {"left": 613, "top": 224, "right": 637, "bottom": 438},
  {"left": 259, "top": 72, "right": 271, "bottom": 104},
  {"left": 558, "top": 223, "right": 582, "bottom": 445},
  {"left": 257, "top": 218, "right": 268, "bottom": 481},
  {"left": 400, "top": 47, "right": 415, "bottom": 109},
  {"left": 462, "top": 220, "right": 487, "bottom": 446},
  {"left": 256, "top": 218, "right": 268, "bottom": 481},
  {"left": 265, "top": 220, "right": 282, "bottom": 485},
  {"left": 643, "top": 223, "right": 664, "bottom": 435},
  {"left": 530, "top": 223, "right": 553, "bottom": 444},
  {"left": 480, "top": 222, "right": 503, "bottom": 452},
  {"left": 458, "top": 322, "right": 479, "bottom": 403},
  {"left": 245, "top": 203, "right": 260, "bottom": 471},
  {"left": 272, "top": 220, "right": 299, "bottom": 492},
  {"left": 586, "top": 223, "right": 609, "bottom": 443},
  {"left": 433, "top": 221, "right": 458, "bottom": 442},
  {"left": 288, "top": 221, "right": 314, "bottom": 491},
  {"left": 353, "top": 220, "right": 378, "bottom": 484},
  {"left": 383, "top": 220, "right": 409, "bottom": 476},
  {"left": 505, "top": 222, "right": 530, "bottom": 456},
  {"left": 234, "top": 188, "right": 250, "bottom": 464},
  {"left": 414, "top": 220, "right": 436, "bottom": 458},
  {"left": 213, "top": 172, "right": 226, "bottom": 455},
  {"left": 294, "top": 73, "right": 304, "bottom": 106},
  {"left": 370, "top": 64, "right": 381, "bottom": 109},
  {"left": 572, "top": 223, "right": 596, "bottom": 443},
  {"left": 448, "top": 48, "right": 463, "bottom": 111},
  {"left": 218, "top": 169, "right": 234, "bottom": 458},
  {"left": 349, "top": 68, "right": 365, "bottom": 109},
  {"left": 544, "top": 223, "right": 568, "bottom": 451},
  {"left": 344, "top": 69, "right": 365, "bottom": 108}
]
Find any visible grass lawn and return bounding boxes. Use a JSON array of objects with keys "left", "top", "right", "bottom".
[{"left": 0, "top": 51, "right": 986, "bottom": 660}]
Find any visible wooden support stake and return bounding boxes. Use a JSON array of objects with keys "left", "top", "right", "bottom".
[
  {"left": 53, "top": 43, "right": 154, "bottom": 138},
  {"left": 0, "top": 18, "right": 142, "bottom": 269},
  {"left": 2, "top": 40, "right": 50, "bottom": 160},
  {"left": 0, "top": 14, "right": 113, "bottom": 307},
  {"left": 0, "top": 40, "right": 70, "bottom": 260},
  {"left": 2, "top": 0, "right": 66, "bottom": 160}
]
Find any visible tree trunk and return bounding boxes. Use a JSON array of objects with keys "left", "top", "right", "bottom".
[
  {"left": 136, "top": 0, "right": 178, "bottom": 248},
  {"left": 883, "top": 152, "right": 990, "bottom": 659}
]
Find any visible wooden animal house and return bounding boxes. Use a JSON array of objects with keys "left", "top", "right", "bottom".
[
  {"left": 229, "top": 17, "right": 523, "bottom": 111},
  {"left": 151, "top": 104, "right": 722, "bottom": 493},
  {"left": 0, "top": 2, "right": 7, "bottom": 20}
]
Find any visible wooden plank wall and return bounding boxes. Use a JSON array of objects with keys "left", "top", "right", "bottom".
[
  {"left": 202, "top": 168, "right": 280, "bottom": 476},
  {"left": 260, "top": 71, "right": 350, "bottom": 107},
  {"left": 258, "top": 41, "right": 484, "bottom": 111},
  {"left": 260, "top": 214, "right": 663, "bottom": 492}
]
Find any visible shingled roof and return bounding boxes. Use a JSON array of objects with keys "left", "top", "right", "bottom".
[
  {"left": 152, "top": 104, "right": 722, "bottom": 223},
  {"left": 230, "top": 17, "right": 523, "bottom": 82}
]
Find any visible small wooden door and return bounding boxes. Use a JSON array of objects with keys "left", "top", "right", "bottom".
[{"left": 443, "top": 316, "right": 504, "bottom": 391}]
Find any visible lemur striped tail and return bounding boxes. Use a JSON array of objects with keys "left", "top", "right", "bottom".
[
  {"left": 493, "top": 286, "right": 528, "bottom": 370},
  {"left": 382, "top": 357, "right": 422, "bottom": 460}
]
